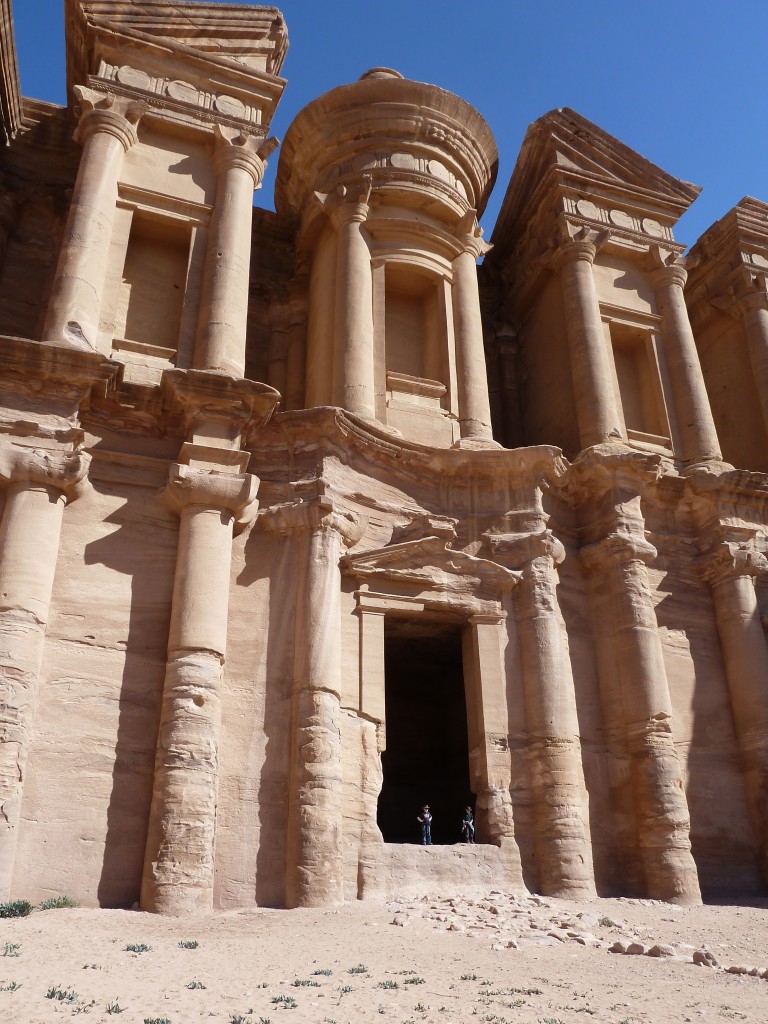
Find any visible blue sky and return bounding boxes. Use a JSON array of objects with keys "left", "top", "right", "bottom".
[{"left": 11, "top": 0, "right": 768, "bottom": 246}]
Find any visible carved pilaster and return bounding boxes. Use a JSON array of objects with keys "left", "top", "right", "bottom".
[
  {"left": 489, "top": 528, "right": 595, "bottom": 898},
  {"left": 0, "top": 445, "right": 91, "bottom": 896},
  {"left": 700, "top": 531, "right": 768, "bottom": 882},
  {"left": 141, "top": 459, "right": 259, "bottom": 915},
  {"left": 581, "top": 518, "right": 701, "bottom": 904},
  {"left": 264, "top": 493, "right": 364, "bottom": 907}
]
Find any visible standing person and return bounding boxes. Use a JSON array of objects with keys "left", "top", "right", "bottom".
[
  {"left": 417, "top": 805, "right": 433, "bottom": 845},
  {"left": 461, "top": 805, "right": 475, "bottom": 843}
]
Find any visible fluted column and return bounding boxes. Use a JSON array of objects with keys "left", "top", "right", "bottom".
[
  {"left": 649, "top": 261, "right": 722, "bottom": 465},
  {"left": 0, "top": 446, "right": 89, "bottom": 896},
  {"left": 734, "top": 287, "right": 768, "bottom": 439},
  {"left": 331, "top": 180, "right": 375, "bottom": 419},
  {"left": 141, "top": 462, "right": 259, "bottom": 915},
  {"left": 452, "top": 218, "right": 495, "bottom": 443},
  {"left": 553, "top": 237, "right": 623, "bottom": 449},
  {"left": 703, "top": 539, "right": 768, "bottom": 881},
  {"left": 582, "top": 528, "right": 701, "bottom": 904},
  {"left": 193, "top": 128, "right": 276, "bottom": 378},
  {"left": 502, "top": 532, "right": 595, "bottom": 899},
  {"left": 43, "top": 87, "right": 146, "bottom": 350}
]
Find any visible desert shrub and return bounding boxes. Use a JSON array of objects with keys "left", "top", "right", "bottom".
[
  {"left": 0, "top": 899, "right": 32, "bottom": 918},
  {"left": 39, "top": 895, "right": 78, "bottom": 910}
]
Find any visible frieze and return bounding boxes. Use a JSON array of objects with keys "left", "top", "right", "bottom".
[{"left": 96, "top": 61, "right": 264, "bottom": 129}]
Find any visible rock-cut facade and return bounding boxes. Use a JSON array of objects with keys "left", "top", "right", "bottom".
[{"left": 0, "top": 0, "right": 767, "bottom": 913}]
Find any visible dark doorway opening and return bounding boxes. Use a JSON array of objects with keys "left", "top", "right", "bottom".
[{"left": 378, "top": 619, "right": 473, "bottom": 845}]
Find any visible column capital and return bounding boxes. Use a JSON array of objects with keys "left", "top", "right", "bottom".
[
  {"left": 321, "top": 176, "right": 373, "bottom": 228},
  {"left": 485, "top": 528, "right": 565, "bottom": 570},
  {"left": 260, "top": 494, "right": 366, "bottom": 548},
  {"left": 730, "top": 276, "right": 768, "bottom": 320},
  {"left": 649, "top": 262, "right": 688, "bottom": 292},
  {"left": 700, "top": 538, "right": 768, "bottom": 587},
  {"left": 165, "top": 463, "right": 259, "bottom": 529},
  {"left": 549, "top": 237, "right": 597, "bottom": 273},
  {"left": 73, "top": 86, "right": 147, "bottom": 151},
  {"left": 213, "top": 125, "right": 278, "bottom": 187},
  {"left": 0, "top": 445, "right": 90, "bottom": 502},
  {"left": 455, "top": 210, "right": 492, "bottom": 259},
  {"left": 581, "top": 530, "right": 657, "bottom": 574}
]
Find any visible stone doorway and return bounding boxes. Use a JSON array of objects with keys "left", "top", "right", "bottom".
[{"left": 377, "top": 619, "right": 473, "bottom": 845}]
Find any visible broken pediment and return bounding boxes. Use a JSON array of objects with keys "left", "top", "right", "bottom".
[
  {"left": 342, "top": 534, "right": 521, "bottom": 599},
  {"left": 65, "top": 0, "right": 287, "bottom": 130},
  {"left": 490, "top": 107, "right": 701, "bottom": 261}
]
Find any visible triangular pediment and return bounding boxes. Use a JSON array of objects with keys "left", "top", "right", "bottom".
[
  {"left": 491, "top": 107, "right": 700, "bottom": 259},
  {"left": 342, "top": 536, "right": 521, "bottom": 598},
  {"left": 65, "top": 0, "right": 287, "bottom": 128}
]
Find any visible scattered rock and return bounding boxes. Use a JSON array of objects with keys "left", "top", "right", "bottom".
[
  {"left": 625, "top": 942, "right": 647, "bottom": 955},
  {"left": 693, "top": 949, "right": 719, "bottom": 968},
  {"left": 726, "top": 964, "right": 750, "bottom": 975},
  {"left": 647, "top": 944, "right": 676, "bottom": 958},
  {"left": 391, "top": 914, "right": 409, "bottom": 928},
  {"left": 610, "top": 941, "right": 629, "bottom": 954}
]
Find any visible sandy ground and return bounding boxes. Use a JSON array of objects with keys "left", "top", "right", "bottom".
[{"left": 0, "top": 890, "right": 766, "bottom": 1024}]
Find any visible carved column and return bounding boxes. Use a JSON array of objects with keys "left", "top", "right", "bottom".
[
  {"left": 703, "top": 538, "right": 768, "bottom": 881},
  {"left": 331, "top": 180, "right": 376, "bottom": 419},
  {"left": 141, "top": 461, "right": 258, "bottom": 915},
  {"left": 500, "top": 531, "right": 595, "bottom": 898},
  {"left": 582, "top": 525, "right": 701, "bottom": 904},
  {"left": 649, "top": 260, "right": 722, "bottom": 465},
  {"left": 733, "top": 285, "right": 768, "bottom": 439},
  {"left": 0, "top": 446, "right": 89, "bottom": 896},
  {"left": 452, "top": 218, "right": 495, "bottom": 444},
  {"left": 193, "top": 128, "right": 276, "bottom": 379},
  {"left": 291, "top": 503, "right": 362, "bottom": 907},
  {"left": 463, "top": 613, "right": 524, "bottom": 883},
  {"left": 553, "top": 237, "right": 623, "bottom": 449},
  {"left": 43, "top": 88, "right": 146, "bottom": 350}
]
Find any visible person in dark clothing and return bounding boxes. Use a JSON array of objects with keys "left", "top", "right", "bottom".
[
  {"left": 461, "top": 805, "right": 475, "bottom": 843},
  {"left": 417, "top": 804, "right": 433, "bottom": 845}
]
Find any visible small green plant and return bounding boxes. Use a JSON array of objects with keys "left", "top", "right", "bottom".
[
  {"left": 312, "top": 968, "right": 332, "bottom": 976},
  {"left": 144, "top": 1018, "right": 172, "bottom": 1024},
  {"left": 186, "top": 979, "right": 206, "bottom": 989},
  {"left": 39, "top": 895, "right": 78, "bottom": 910},
  {"left": 178, "top": 939, "right": 199, "bottom": 949},
  {"left": 0, "top": 981, "right": 20, "bottom": 992},
  {"left": 46, "top": 985, "right": 79, "bottom": 1003},
  {"left": 347, "top": 963, "right": 367, "bottom": 974},
  {"left": 414, "top": 1003, "right": 427, "bottom": 1012},
  {"left": 338, "top": 984, "right": 354, "bottom": 995},
  {"left": 291, "top": 978, "right": 319, "bottom": 987},
  {"left": 377, "top": 979, "right": 399, "bottom": 989},
  {"left": 461, "top": 973, "right": 478, "bottom": 981},
  {"left": 82, "top": 963, "right": 102, "bottom": 970},
  {"left": 2, "top": 942, "right": 20, "bottom": 957},
  {"left": 229, "top": 1016, "right": 254, "bottom": 1024},
  {"left": 125, "top": 943, "right": 151, "bottom": 953},
  {"left": 0, "top": 899, "right": 32, "bottom": 918},
  {"left": 599, "top": 915, "right": 618, "bottom": 927},
  {"left": 271, "top": 994, "right": 298, "bottom": 1008},
  {"left": 404, "top": 976, "right": 425, "bottom": 985},
  {"left": 106, "top": 1000, "right": 125, "bottom": 1014}
]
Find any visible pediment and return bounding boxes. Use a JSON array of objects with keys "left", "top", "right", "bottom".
[
  {"left": 65, "top": 1, "right": 287, "bottom": 127},
  {"left": 342, "top": 535, "right": 521, "bottom": 598},
  {"left": 491, "top": 107, "right": 700, "bottom": 257}
]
